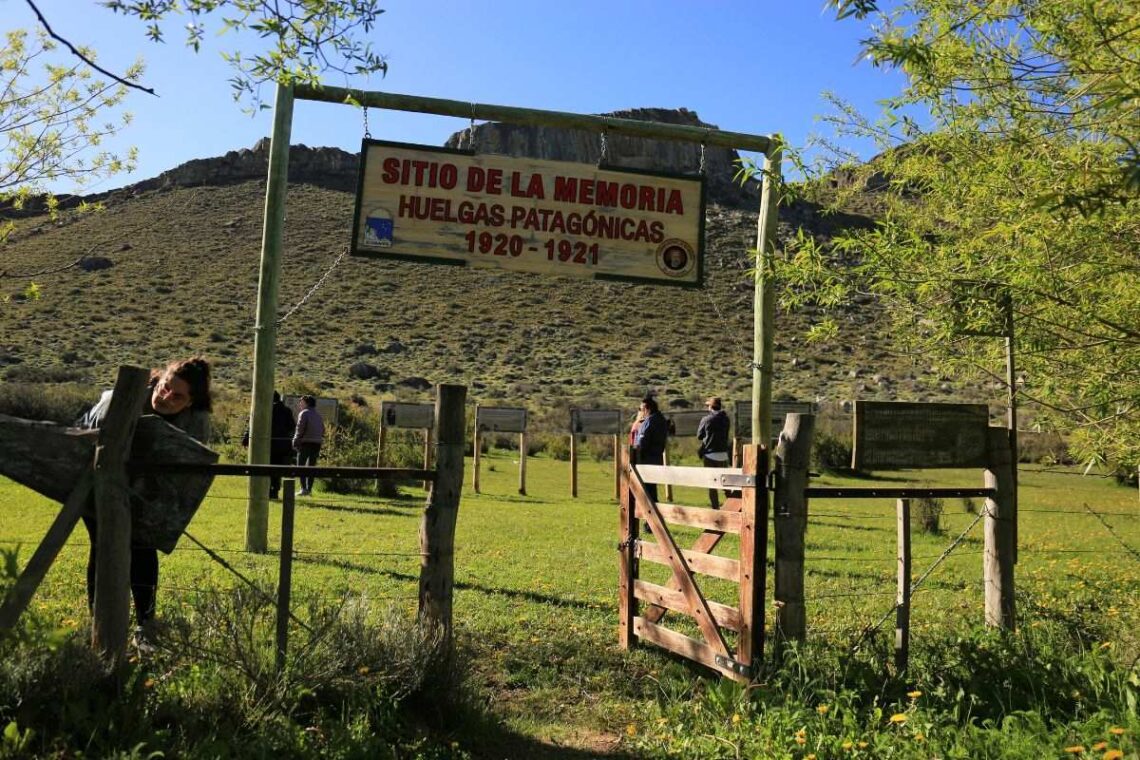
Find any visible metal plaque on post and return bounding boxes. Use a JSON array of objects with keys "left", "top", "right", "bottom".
[
  {"left": 852, "top": 401, "right": 990, "bottom": 470},
  {"left": 570, "top": 409, "right": 623, "bottom": 435},
  {"left": 734, "top": 400, "right": 814, "bottom": 441},
  {"left": 476, "top": 406, "right": 528, "bottom": 433},
  {"left": 380, "top": 401, "right": 435, "bottom": 430}
]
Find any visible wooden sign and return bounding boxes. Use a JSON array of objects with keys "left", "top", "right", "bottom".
[
  {"left": 570, "top": 409, "right": 623, "bottom": 436},
  {"left": 734, "top": 400, "right": 814, "bottom": 440},
  {"left": 352, "top": 140, "right": 706, "bottom": 287},
  {"left": 283, "top": 395, "right": 339, "bottom": 428},
  {"left": 666, "top": 410, "right": 707, "bottom": 437},
  {"left": 380, "top": 401, "right": 434, "bottom": 430},
  {"left": 476, "top": 406, "right": 528, "bottom": 433},
  {"left": 852, "top": 401, "right": 989, "bottom": 470}
]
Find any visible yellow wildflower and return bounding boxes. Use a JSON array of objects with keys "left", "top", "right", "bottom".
[
  {"left": 625, "top": 724, "right": 637, "bottom": 737},
  {"left": 795, "top": 736, "right": 806, "bottom": 746},
  {"left": 807, "top": 755, "right": 817, "bottom": 760},
  {"left": 1064, "top": 746, "right": 1085, "bottom": 754},
  {"left": 841, "top": 741, "right": 854, "bottom": 750},
  {"left": 817, "top": 704, "right": 829, "bottom": 715},
  {"left": 914, "top": 732, "right": 925, "bottom": 742},
  {"left": 1102, "top": 750, "right": 1123, "bottom": 760},
  {"left": 143, "top": 678, "right": 155, "bottom": 689},
  {"left": 858, "top": 741, "right": 868, "bottom": 748},
  {"left": 732, "top": 713, "right": 741, "bottom": 725},
  {"left": 907, "top": 690, "right": 922, "bottom": 699},
  {"left": 358, "top": 666, "right": 370, "bottom": 675},
  {"left": 1108, "top": 727, "right": 1125, "bottom": 736},
  {"left": 1092, "top": 742, "right": 1107, "bottom": 751},
  {"left": 889, "top": 713, "right": 908, "bottom": 724}
]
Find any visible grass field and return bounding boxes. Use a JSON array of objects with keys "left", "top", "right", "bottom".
[{"left": 3, "top": 448, "right": 1139, "bottom": 758}]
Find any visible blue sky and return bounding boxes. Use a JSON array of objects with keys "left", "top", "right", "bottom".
[{"left": 9, "top": 0, "right": 907, "bottom": 195}]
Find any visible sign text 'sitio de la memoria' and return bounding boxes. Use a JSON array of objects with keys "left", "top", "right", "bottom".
[{"left": 352, "top": 140, "right": 706, "bottom": 287}]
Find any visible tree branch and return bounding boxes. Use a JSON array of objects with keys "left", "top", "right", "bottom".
[{"left": 23, "top": 0, "right": 157, "bottom": 97}]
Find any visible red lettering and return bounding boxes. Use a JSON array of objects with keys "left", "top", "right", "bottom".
[
  {"left": 526, "top": 173, "right": 545, "bottom": 199},
  {"left": 382, "top": 158, "right": 400, "bottom": 184},
  {"left": 665, "top": 190, "right": 683, "bottom": 215},
  {"left": 553, "top": 176, "right": 577, "bottom": 202},
  {"left": 578, "top": 179, "right": 594, "bottom": 205},
  {"left": 486, "top": 168, "right": 503, "bottom": 195},
  {"left": 439, "top": 163, "right": 458, "bottom": 190},
  {"left": 467, "top": 167, "right": 485, "bottom": 192},
  {"left": 398, "top": 194, "right": 416, "bottom": 218},
  {"left": 619, "top": 184, "right": 637, "bottom": 209},
  {"left": 509, "top": 206, "right": 527, "bottom": 227},
  {"left": 639, "top": 186, "right": 655, "bottom": 211},
  {"left": 596, "top": 181, "right": 618, "bottom": 207}
]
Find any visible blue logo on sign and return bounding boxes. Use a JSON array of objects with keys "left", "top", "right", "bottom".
[{"left": 363, "top": 209, "right": 394, "bottom": 248}]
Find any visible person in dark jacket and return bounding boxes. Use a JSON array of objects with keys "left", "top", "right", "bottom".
[
  {"left": 634, "top": 396, "right": 669, "bottom": 503},
  {"left": 78, "top": 356, "right": 212, "bottom": 643},
  {"left": 292, "top": 395, "right": 325, "bottom": 496},
  {"left": 696, "top": 396, "right": 731, "bottom": 508},
  {"left": 268, "top": 391, "right": 296, "bottom": 499}
]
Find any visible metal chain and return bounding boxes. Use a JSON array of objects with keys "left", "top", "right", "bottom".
[
  {"left": 598, "top": 129, "right": 608, "bottom": 166},
  {"left": 363, "top": 106, "right": 371, "bottom": 139},
  {"left": 277, "top": 247, "right": 348, "bottom": 325},
  {"left": 699, "top": 142, "right": 707, "bottom": 174}
]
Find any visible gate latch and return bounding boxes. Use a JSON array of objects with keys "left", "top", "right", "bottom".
[{"left": 719, "top": 474, "right": 757, "bottom": 489}]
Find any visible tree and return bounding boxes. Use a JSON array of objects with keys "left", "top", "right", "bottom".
[
  {"left": 0, "top": 27, "right": 139, "bottom": 240},
  {"left": 1, "top": 0, "right": 386, "bottom": 220},
  {"left": 775, "top": 1, "right": 1140, "bottom": 474}
]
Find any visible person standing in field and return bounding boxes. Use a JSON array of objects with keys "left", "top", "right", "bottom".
[
  {"left": 634, "top": 396, "right": 669, "bottom": 503},
  {"left": 292, "top": 395, "right": 325, "bottom": 496},
  {"left": 696, "top": 396, "right": 731, "bottom": 508},
  {"left": 77, "top": 356, "right": 213, "bottom": 646},
  {"left": 268, "top": 391, "right": 296, "bottom": 499}
]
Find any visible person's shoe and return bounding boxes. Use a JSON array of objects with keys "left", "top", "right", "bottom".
[
  {"left": 298, "top": 489, "right": 311, "bottom": 496},
  {"left": 132, "top": 619, "right": 164, "bottom": 655}
]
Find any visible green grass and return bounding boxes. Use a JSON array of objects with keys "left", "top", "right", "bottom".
[{"left": 3, "top": 451, "right": 1139, "bottom": 758}]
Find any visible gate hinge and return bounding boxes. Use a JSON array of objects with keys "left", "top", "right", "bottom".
[{"left": 714, "top": 654, "right": 753, "bottom": 678}]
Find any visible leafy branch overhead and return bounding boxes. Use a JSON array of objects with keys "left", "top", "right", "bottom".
[
  {"left": 101, "top": 0, "right": 388, "bottom": 109},
  {"left": 766, "top": 1, "right": 1140, "bottom": 472}
]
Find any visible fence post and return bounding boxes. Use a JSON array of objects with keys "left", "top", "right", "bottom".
[
  {"left": 91, "top": 366, "right": 151, "bottom": 666},
  {"left": 518, "top": 432, "right": 527, "bottom": 495},
  {"left": 613, "top": 434, "right": 620, "bottom": 501},
  {"left": 618, "top": 445, "right": 638, "bottom": 649},
  {"left": 984, "top": 427, "right": 1016, "bottom": 629},
  {"left": 570, "top": 434, "right": 578, "bottom": 498},
  {"left": 773, "top": 413, "right": 813, "bottom": 643},
  {"left": 419, "top": 384, "right": 467, "bottom": 639},
  {"left": 737, "top": 444, "right": 767, "bottom": 672},
  {"left": 896, "top": 498, "right": 912, "bottom": 672},
  {"left": 276, "top": 479, "right": 296, "bottom": 673},
  {"left": 472, "top": 406, "right": 481, "bottom": 494}
]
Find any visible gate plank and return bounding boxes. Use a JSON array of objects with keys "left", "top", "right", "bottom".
[
  {"left": 634, "top": 501, "right": 742, "bottom": 533},
  {"left": 634, "top": 617, "right": 747, "bottom": 682},
  {"left": 637, "top": 541, "right": 740, "bottom": 582},
  {"left": 634, "top": 580, "right": 742, "bottom": 631},
  {"left": 635, "top": 464, "right": 743, "bottom": 488}
]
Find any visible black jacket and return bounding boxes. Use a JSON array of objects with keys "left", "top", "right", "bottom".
[
  {"left": 697, "top": 409, "right": 730, "bottom": 457},
  {"left": 636, "top": 412, "right": 670, "bottom": 465}
]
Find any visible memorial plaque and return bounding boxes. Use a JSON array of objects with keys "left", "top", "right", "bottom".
[
  {"left": 570, "top": 409, "right": 623, "bottom": 435},
  {"left": 380, "top": 401, "right": 434, "bottom": 430},
  {"left": 476, "top": 406, "right": 528, "bottom": 433},
  {"left": 283, "top": 395, "right": 339, "bottom": 428},
  {"left": 734, "top": 400, "right": 815, "bottom": 440},
  {"left": 852, "top": 401, "right": 990, "bottom": 470},
  {"left": 666, "top": 410, "right": 707, "bottom": 437}
]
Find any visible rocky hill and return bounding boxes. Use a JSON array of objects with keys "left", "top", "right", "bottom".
[{"left": 0, "top": 108, "right": 996, "bottom": 418}]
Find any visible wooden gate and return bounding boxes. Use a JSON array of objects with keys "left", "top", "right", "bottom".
[{"left": 618, "top": 445, "right": 766, "bottom": 682}]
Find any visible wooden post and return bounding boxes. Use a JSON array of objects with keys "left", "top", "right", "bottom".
[
  {"left": 1003, "top": 294, "right": 1019, "bottom": 563},
  {"left": 419, "top": 384, "right": 467, "bottom": 639},
  {"left": 423, "top": 427, "right": 433, "bottom": 491},
  {"left": 617, "top": 445, "right": 638, "bottom": 649},
  {"left": 518, "top": 432, "right": 527, "bottom": 495},
  {"left": 246, "top": 81, "right": 295, "bottom": 554},
  {"left": 612, "top": 434, "right": 620, "bottom": 501},
  {"left": 276, "top": 479, "right": 296, "bottom": 673},
  {"left": 773, "top": 412, "right": 812, "bottom": 642},
  {"left": 984, "top": 427, "right": 1016, "bottom": 629},
  {"left": 91, "top": 366, "right": 151, "bottom": 665},
  {"left": 752, "top": 139, "right": 782, "bottom": 448},
  {"left": 663, "top": 448, "right": 674, "bottom": 502},
  {"left": 737, "top": 444, "right": 766, "bottom": 672},
  {"left": 472, "top": 406, "right": 481, "bottom": 494},
  {"left": 570, "top": 434, "right": 578, "bottom": 498},
  {"left": 895, "top": 498, "right": 912, "bottom": 672}
]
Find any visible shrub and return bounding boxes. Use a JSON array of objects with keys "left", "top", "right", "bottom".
[
  {"left": 319, "top": 401, "right": 424, "bottom": 496},
  {"left": 811, "top": 430, "right": 852, "bottom": 472},
  {"left": 0, "top": 382, "right": 97, "bottom": 424},
  {"left": 915, "top": 496, "right": 944, "bottom": 534}
]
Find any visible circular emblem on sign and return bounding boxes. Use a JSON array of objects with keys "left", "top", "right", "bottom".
[{"left": 656, "top": 239, "right": 695, "bottom": 278}]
